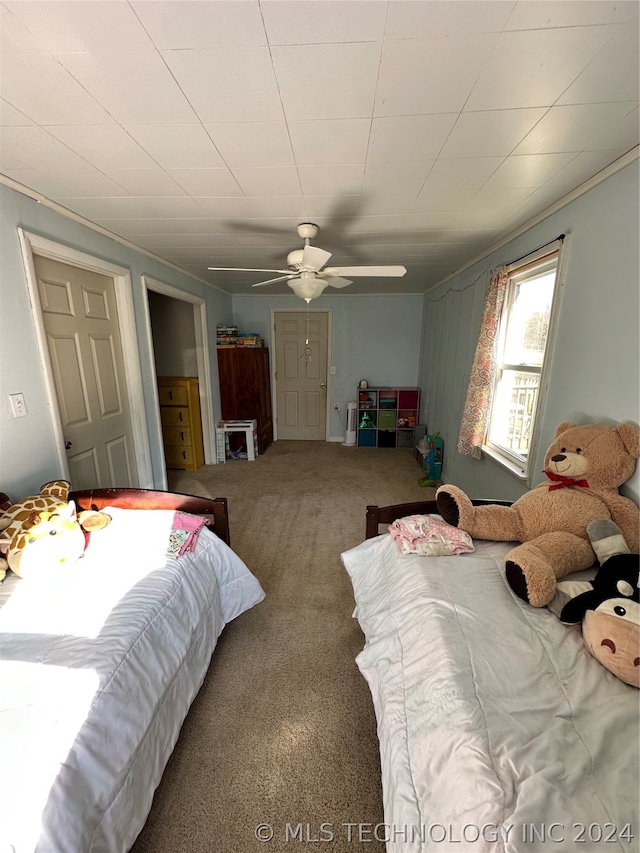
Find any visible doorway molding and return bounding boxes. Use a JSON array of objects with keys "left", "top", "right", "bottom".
[
  {"left": 17, "top": 229, "right": 154, "bottom": 487},
  {"left": 142, "top": 276, "right": 215, "bottom": 488}
]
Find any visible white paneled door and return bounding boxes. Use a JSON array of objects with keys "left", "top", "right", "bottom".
[
  {"left": 34, "top": 256, "right": 138, "bottom": 489},
  {"left": 274, "top": 311, "right": 328, "bottom": 440}
]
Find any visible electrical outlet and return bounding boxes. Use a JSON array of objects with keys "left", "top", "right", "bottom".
[
  {"left": 9, "top": 393, "right": 27, "bottom": 418},
  {"left": 334, "top": 403, "right": 342, "bottom": 413}
]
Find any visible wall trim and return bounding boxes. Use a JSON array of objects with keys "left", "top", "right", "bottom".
[{"left": 17, "top": 229, "right": 154, "bottom": 488}]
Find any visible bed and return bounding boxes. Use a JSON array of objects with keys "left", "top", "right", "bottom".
[
  {"left": 343, "top": 499, "right": 639, "bottom": 853},
  {"left": 0, "top": 488, "right": 265, "bottom": 853}
]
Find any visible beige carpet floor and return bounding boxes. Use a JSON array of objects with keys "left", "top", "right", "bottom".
[{"left": 131, "top": 441, "right": 434, "bottom": 853}]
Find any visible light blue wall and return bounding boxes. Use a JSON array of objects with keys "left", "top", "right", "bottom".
[
  {"left": 0, "top": 183, "right": 233, "bottom": 496},
  {"left": 231, "top": 293, "right": 424, "bottom": 440},
  {"left": 419, "top": 158, "right": 640, "bottom": 504}
]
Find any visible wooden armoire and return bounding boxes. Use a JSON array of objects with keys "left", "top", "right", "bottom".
[{"left": 217, "top": 347, "right": 273, "bottom": 454}]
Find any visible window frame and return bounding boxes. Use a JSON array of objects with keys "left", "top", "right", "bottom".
[{"left": 483, "top": 239, "right": 567, "bottom": 482}]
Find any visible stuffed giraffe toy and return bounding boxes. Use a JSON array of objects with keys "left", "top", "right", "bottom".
[{"left": 0, "top": 480, "right": 110, "bottom": 580}]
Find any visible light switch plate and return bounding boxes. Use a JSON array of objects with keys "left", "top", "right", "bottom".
[{"left": 9, "top": 393, "right": 27, "bottom": 417}]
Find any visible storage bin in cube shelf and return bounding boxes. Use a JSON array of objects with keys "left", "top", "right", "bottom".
[{"left": 216, "top": 419, "right": 258, "bottom": 462}]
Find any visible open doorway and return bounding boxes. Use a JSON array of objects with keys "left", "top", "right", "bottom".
[{"left": 143, "top": 277, "right": 214, "bottom": 488}]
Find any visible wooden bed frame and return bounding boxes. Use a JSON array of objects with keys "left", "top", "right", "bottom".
[
  {"left": 365, "top": 498, "right": 512, "bottom": 540},
  {"left": 70, "top": 488, "right": 231, "bottom": 546}
]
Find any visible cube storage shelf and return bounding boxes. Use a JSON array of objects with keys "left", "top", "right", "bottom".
[{"left": 356, "top": 387, "right": 420, "bottom": 448}]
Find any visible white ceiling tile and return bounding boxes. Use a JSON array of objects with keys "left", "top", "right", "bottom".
[
  {"left": 484, "top": 153, "right": 579, "bottom": 188},
  {"left": 462, "top": 184, "right": 535, "bottom": 213},
  {"left": 289, "top": 119, "right": 370, "bottom": 166},
  {"left": 466, "top": 27, "right": 614, "bottom": 111},
  {"left": 557, "top": 24, "right": 639, "bottom": 105},
  {"left": 0, "top": 4, "right": 49, "bottom": 54},
  {"left": 95, "top": 219, "right": 234, "bottom": 236},
  {"left": 204, "top": 122, "right": 294, "bottom": 168},
  {"left": 298, "top": 164, "right": 364, "bottom": 196},
  {"left": 3, "top": 1, "right": 154, "bottom": 52},
  {"left": 167, "top": 168, "right": 243, "bottom": 196},
  {"left": 131, "top": 1, "right": 266, "bottom": 49},
  {"left": 515, "top": 102, "right": 639, "bottom": 154},
  {"left": 537, "top": 149, "right": 631, "bottom": 197},
  {"left": 124, "top": 124, "right": 225, "bottom": 169},
  {"left": 2, "top": 168, "right": 64, "bottom": 196},
  {"left": 0, "top": 126, "right": 89, "bottom": 170},
  {"left": 56, "top": 51, "right": 197, "bottom": 125},
  {"left": 191, "top": 193, "right": 307, "bottom": 220},
  {"left": 271, "top": 42, "right": 380, "bottom": 120},
  {"left": 102, "top": 169, "right": 187, "bottom": 197},
  {"left": 504, "top": 1, "right": 638, "bottom": 30},
  {"left": 188, "top": 197, "right": 256, "bottom": 218},
  {"left": 63, "top": 196, "right": 204, "bottom": 220},
  {"left": 385, "top": 1, "right": 515, "bottom": 37},
  {"left": 0, "top": 153, "right": 30, "bottom": 170},
  {"left": 346, "top": 212, "right": 460, "bottom": 232},
  {"left": 368, "top": 114, "right": 458, "bottom": 162},
  {"left": 453, "top": 209, "right": 515, "bottom": 230},
  {"left": 440, "top": 108, "right": 548, "bottom": 158},
  {"left": 245, "top": 197, "right": 308, "bottom": 219},
  {"left": 0, "top": 99, "right": 33, "bottom": 126},
  {"left": 375, "top": 33, "right": 498, "bottom": 116},
  {"left": 356, "top": 194, "right": 427, "bottom": 216},
  {"left": 261, "top": 0, "right": 387, "bottom": 44},
  {"left": 32, "top": 167, "right": 135, "bottom": 198},
  {"left": 416, "top": 157, "right": 504, "bottom": 209},
  {"left": 0, "top": 51, "right": 115, "bottom": 125},
  {"left": 363, "top": 162, "right": 434, "bottom": 197},
  {"left": 231, "top": 167, "right": 302, "bottom": 197},
  {"left": 46, "top": 125, "right": 156, "bottom": 169},
  {"left": 163, "top": 48, "right": 283, "bottom": 123}
]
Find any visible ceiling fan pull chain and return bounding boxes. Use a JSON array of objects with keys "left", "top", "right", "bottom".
[{"left": 300, "top": 310, "right": 312, "bottom": 364}]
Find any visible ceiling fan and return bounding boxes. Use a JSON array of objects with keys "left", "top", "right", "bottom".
[{"left": 207, "top": 223, "right": 407, "bottom": 303}]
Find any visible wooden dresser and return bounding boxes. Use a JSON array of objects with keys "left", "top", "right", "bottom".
[
  {"left": 157, "top": 376, "right": 205, "bottom": 471},
  {"left": 217, "top": 348, "right": 273, "bottom": 454}
]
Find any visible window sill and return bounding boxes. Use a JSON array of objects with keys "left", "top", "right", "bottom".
[{"left": 482, "top": 445, "right": 529, "bottom": 484}]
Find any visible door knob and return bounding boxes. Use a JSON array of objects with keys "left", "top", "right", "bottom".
[
  {"left": 320, "top": 382, "right": 326, "bottom": 389},
  {"left": 65, "top": 441, "right": 73, "bottom": 449}
]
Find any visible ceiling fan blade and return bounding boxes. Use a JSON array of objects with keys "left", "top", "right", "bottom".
[
  {"left": 208, "top": 267, "right": 290, "bottom": 273},
  {"left": 324, "top": 265, "right": 407, "bottom": 277},
  {"left": 324, "top": 276, "right": 353, "bottom": 289},
  {"left": 301, "top": 245, "right": 332, "bottom": 271},
  {"left": 251, "top": 275, "right": 293, "bottom": 288}
]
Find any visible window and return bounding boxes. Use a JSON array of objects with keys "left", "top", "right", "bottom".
[{"left": 485, "top": 244, "right": 563, "bottom": 478}]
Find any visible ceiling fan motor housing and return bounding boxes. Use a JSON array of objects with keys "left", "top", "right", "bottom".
[{"left": 287, "top": 249, "right": 305, "bottom": 269}]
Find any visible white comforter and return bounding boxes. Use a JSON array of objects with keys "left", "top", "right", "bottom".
[
  {"left": 342, "top": 534, "right": 639, "bottom": 853},
  {"left": 0, "top": 507, "right": 265, "bottom": 853}
]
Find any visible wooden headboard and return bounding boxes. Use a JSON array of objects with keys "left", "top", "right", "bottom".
[
  {"left": 69, "top": 488, "right": 231, "bottom": 547},
  {"left": 365, "top": 499, "right": 512, "bottom": 540}
]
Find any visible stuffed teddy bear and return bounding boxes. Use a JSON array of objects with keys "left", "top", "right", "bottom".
[
  {"left": 560, "top": 519, "right": 639, "bottom": 688},
  {"left": 0, "top": 480, "right": 110, "bottom": 580},
  {"left": 436, "top": 421, "right": 640, "bottom": 607}
]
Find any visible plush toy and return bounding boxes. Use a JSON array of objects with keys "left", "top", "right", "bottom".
[
  {"left": 0, "top": 480, "right": 72, "bottom": 581},
  {"left": 560, "top": 519, "right": 639, "bottom": 688},
  {"left": 436, "top": 421, "right": 640, "bottom": 607},
  {"left": 0, "top": 480, "right": 110, "bottom": 580}
]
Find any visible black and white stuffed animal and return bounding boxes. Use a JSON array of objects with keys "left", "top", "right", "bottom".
[{"left": 560, "top": 519, "right": 639, "bottom": 687}]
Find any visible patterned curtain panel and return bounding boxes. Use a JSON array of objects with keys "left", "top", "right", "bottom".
[{"left": 456, "top": 266, "right": 508, "bottom": 458}]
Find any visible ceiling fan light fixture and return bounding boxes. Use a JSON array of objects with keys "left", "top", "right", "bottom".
[{"left": 288, "top": 277, "right": 328, "bottom": 303}]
